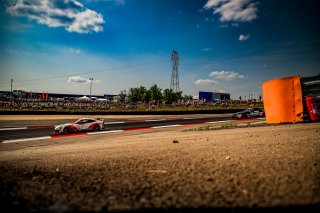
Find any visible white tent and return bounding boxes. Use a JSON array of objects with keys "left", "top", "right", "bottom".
[{"left": 75, "top": 95, "right": 90, "bottom": 101}]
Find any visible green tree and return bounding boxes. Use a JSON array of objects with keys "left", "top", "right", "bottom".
[
  {"left": 143, "top": 90, "right": 151, "bottom": 103},
  {"left": 149, "top": 84, "right": 162, "bottom": 103},
  {"left": 183, "top": 95, "right": 193, "bottom": 102},
  {"left": 163, "top": 89, "right": 173, "bottom": 104},
  {"left": 163, "top": 89, "right": 182, "bottom": 104},
  {"left": 128, "top": 86, "right": 147, "bottom": 103},
  {"left": 118, "top": 90, "right": 127, "bottom": 103},
  {"left": 175, "top": 91, "right": 182, "bottom": 101}
]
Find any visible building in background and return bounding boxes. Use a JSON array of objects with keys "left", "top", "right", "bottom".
[
  {"left": 198, "top": 91, "right": 231, "bottom": 102},
  {"left": 212, "top": 92, "right": 230, "bottom": 102},
  {"left": 199, "top": 91, "right": 213, "bottom": 102}
]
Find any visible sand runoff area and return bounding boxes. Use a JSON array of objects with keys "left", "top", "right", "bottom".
[{"left": 0, "top": 115, "right": 319, "bottom": 212}]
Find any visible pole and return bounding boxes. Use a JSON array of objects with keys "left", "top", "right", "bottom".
[
  {"left": 89, "top": 78, "right": 93, "bottom": 98},
  {"left": 10, "top": 79, "right": 13, "bottom": 102}
]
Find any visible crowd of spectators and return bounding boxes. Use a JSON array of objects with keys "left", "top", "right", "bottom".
[{"left": 0, "top": 97, "right": 262, "bottom": 111}]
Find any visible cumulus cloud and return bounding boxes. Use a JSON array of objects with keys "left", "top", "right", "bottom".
[
  {"left": 68, "top": 76, "right": 90, "bottom": 84},
  {"left": 239, "top": 34, "right": 250, "bottom": 41},
  {"left": 6, "top": 0, "right": 105, "bottom": 33},
  {"left": 195, "top": 71, "right": 244, "bottom": 86},
  {"left": 68, "top": 76, "right": 101, "bottom": 84},
  {"left": 209, "top": 71, "right": 244, "bottom": 81},
  {"left": 204, "top": 0, "right": 258, "bottom": 22},
  {"left": 195, "top": 79, "right": 218, "bottom": 85}
]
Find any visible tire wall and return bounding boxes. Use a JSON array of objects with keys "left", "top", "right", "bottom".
[{"left": 262, "top": 75, "right": 303, "bottom": 124}]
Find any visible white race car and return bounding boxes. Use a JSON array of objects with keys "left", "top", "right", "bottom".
[{"left": 54, "top": 118, "right": 104, "bottom": 134}]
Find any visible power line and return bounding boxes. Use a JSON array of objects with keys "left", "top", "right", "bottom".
[
  {"left": 0, "top": 59, "right": 168, "bottom": 85},
  {"left": 10, "top": 79, "right": 13, "bottom": 102},
  {"left": 0, "top": 59, "right": 170, "bottom": 95}
]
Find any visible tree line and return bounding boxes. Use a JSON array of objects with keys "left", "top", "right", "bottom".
[{"left": 118, "top": 84, "right": 192, "bottom": 104}]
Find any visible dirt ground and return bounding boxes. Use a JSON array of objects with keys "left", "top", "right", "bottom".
[{"left": 0, "top": 122, "right": 319, "bottom": 212}]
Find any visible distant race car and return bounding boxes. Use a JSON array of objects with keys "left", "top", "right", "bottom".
[
  {"left": 54, "top": 118, "right": 104, "bottom": 134},
  {"left": 232, "top": 108, "right": 265, "bottom": 120}
]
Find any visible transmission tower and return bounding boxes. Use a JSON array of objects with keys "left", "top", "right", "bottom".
[{"left": 170, "top": 50, "right": 180, "bottom": 92}]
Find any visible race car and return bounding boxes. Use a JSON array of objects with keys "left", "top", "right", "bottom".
[
  {"left": 54, "top": 118, "right": 104, "bottom": 134},
  {"left": 232, "top": 108, "right": 265, "bottom": 120}
]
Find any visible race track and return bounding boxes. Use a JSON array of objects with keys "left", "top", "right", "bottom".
[{"left": 0, "top": 115, "right": 232, "bottom": 141}]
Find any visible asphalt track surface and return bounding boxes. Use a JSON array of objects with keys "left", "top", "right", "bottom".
[{"left": 0, "top": 115, "right": 232, "bottom": 141}]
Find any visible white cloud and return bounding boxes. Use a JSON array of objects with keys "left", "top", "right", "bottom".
[
  {"left": 7, "top": 48, "right": 32, "bottom": 57},
  {"left": 68, "top": 76, "right": 90, "bottom": 84},
  {"left": 64, "top": 48, "right": 82, "bottom": 54},
  {"left": 204, "top": 0, "right": 258, "bottom": 23},
  {"left": 68, "top": 76, "right": 101, "bottom": 85},
  {"left": 239, "top": 34, "right": 250, "bottom": 41},
  {"left": 219, "top": 24, "right": 228, "bottom": 28},
  {"left": 6, "top": 0, "right": 105, "bottom": 34},
  {"left": 195, "top": 79, "right": 218, "bottom": 85},
  {"left": 209, "top": 71, "right": 244, "bottom": 81},
  {"left": 115, "top": 0, "right": 125, "bottom": 5},
  {"left": 85, "top": 0, "right": 125, "bottom": 5},
  {"left": 204, "top": 17, "right": 215, "bottom": 22},
  {"left": 202, "top": 48, "right": 212, "bottom": 51},
  {"left": 67, "top": 9, "right": 104, "bottom": 33}
]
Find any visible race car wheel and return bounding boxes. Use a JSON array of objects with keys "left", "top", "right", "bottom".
[
  {"left": 63, "top": 127, "right": 70, "bottom": 134},
  {"left": 93, "top": 125, "right": 101, "bottom": 132}
]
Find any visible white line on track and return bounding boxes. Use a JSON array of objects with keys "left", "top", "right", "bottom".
[
  {"left": 151, "top": 124, "right": 183, "bottom": 129},
  {"left": 205, "top": 120, "right": 233, "bottom": 124},
  {"left": 145, "top": 119, "right": 167, "bottom": 122},
  {"left": 0, "top": 127, "right": 28, "bottom": 131},
  {"left": 0, "top": 119, "right": 236, "bottom": 143},
  {"left": 104, "top": 121, "right": 125, "bottom": 124},
  {"left": 2, "top": 136, "right": 51, "bottom": 144},
  {"left": 87, "top": 130, "right": 124, "bottom": 135}
]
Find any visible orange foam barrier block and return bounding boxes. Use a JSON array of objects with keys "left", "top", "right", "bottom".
[{"left": 262, "top": 75, "right": 303, "bottom": 124}]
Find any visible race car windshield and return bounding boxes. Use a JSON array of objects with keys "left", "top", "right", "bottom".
[{"left": 74, "top": 119, "right": 83, "bottom": 124}]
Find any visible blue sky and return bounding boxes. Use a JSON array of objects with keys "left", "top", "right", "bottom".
[{"left": 0, "top": 0, "right": 319, "bottom": 99}]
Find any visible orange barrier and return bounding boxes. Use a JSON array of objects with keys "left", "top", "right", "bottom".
[{"left": 262, "top": 75, "right": 303, "bottom": 124}]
